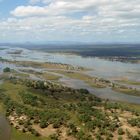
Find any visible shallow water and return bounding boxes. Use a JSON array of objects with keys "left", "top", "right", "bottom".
[
  {"left": 0, "top": 46, "right": 140, "bottom": 104},
  {"left": 60, "top": 77, "right": 140, "bottom": 104},
  {"left": 0, "top": 46, "right": 140, "bottom": 81}
]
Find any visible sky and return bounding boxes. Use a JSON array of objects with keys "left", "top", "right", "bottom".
[{"left": 0, "top": 0, "right": 140, "bottom": 43}]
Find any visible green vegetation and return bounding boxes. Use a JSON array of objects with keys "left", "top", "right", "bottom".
[
  {"left": 116, "top": 80, "right": 140, "bottom": 86},
  {"left": 0, "top": 57, "right": 7, "bottom": 61},
  {"left": 51, "top": 70, "right": 107, "bottom": 88},
  {"left": 12, "top": 60, "right": 85, "bottom": 71},
  {"left": 0, "top": 76, "right": 139, "bottom": 140},
  {"left": 112, "top": 87, "right": 140, "bottom": 97},
  {"left": 11, "top": 127, "right": 47, "bottom": 140},
  {"left": 118, "top": 128, "right": 125, "bottom": 135},
  {"left": 128, "top": 118, "right": 140, "bottom": 127},
  {"left": 3, "top": 67, "right": 11, "bottom": 72},
  {"left": 20, "top": 69, "right": 61, "bottom": 81}
]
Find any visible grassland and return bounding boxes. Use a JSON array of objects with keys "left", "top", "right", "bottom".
[
  {"left": 11, "top": 128, "right": 48, "bottom": 140},
  {"left": 51, "top": 70, "right": 107, "bottom": 88},
  {"left": 112, "top": 87, "right": 140, "bottom": 97},
  {"left": 0, "top": 76, "right": 140, "bottom": 140},
  {"left": 10, "top": 60, "right": 86, "bottom": 71},
  {"left": 20, "top": 69, "right": 61, "bottom": 81},
  {"left": 116, "top": 79, "right": 140, "bottom": 86}
]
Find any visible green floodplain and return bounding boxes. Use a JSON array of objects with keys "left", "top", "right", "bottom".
[{"left": 0, "top": 59, "right": 140, "bottom": 140}]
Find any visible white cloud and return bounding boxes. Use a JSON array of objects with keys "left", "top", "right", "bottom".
[
  {"left": 29, "top": 0, "right": 41, "bottom": 5},
  {"left": 1, "top": 0, "right": 140, "bottom": 42},
  {"left": 29, "top": 0, "right": 52, "bottom": 5},
  {"left": 10, "top": 0, "right": 140, "bottom": 18},
  {"left": 11, "top": 6, "right": 49, "bottom": 17}
]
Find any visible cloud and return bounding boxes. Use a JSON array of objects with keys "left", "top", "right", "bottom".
[
  {"left": 11, "top": 6, "right": 49, "bottom": 17},
  {"left": 1, "top": 0, "right": 140, "bottom": 42},
  {"left": 29, "top": 0, "right": 52, "bottom": 5},
  {"left": 29, "top": 0, "right": 41, "bottom": 5},
  {"left": 10, "top": 0, "right": 140, "bottom": 18}
]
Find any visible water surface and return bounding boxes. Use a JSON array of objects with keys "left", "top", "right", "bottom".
[{"left": 0, "top": 46, "right": 140, "bottom": 104}]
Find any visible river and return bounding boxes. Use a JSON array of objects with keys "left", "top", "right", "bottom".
[{"left": 0, "top": 46, "right": 140, "bottom": 104}]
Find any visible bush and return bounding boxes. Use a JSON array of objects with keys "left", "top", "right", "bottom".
[
  {"left": 49, "top": 134, "right": 59, "bottom": 140},
  {"left": 53, "top": 120, "right": 62, "bottom": 128},
  {"left": 19, "top": 120, "right": 24, "bottom": 125},
  {"left": 31, "top": 129, "right": 40, "bottom": 136},
  {"left": 132, "top": 135, "right": 140, "bottom": 140},
  {"left": 96, "top": 133, "right": 103, "bottom": 140},
  {"left": 128, "top": 118, "right": 140, "bottom": 127},
  {"left": 3, "top": 67, "right": 11, "bottom": 72},
  {"left": 40, "top": 120, "right": 48, "bottom": 128},
  {"left": 118, "top": 128, "right": 124, "bottom": 135},
  {"left": 79, "top": 89, "right": 89, "bottom": 94}
]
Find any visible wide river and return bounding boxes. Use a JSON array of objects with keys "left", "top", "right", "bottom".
[{"left": 0, "top": 46, "right": 140, "bottom": 104}]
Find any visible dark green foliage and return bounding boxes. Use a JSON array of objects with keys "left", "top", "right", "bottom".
[
  {"left": 31, "top": 128, "right": 40, "bottom": 136},
  {"left": 78, "top": 89, "right": 89, "bottom": 94},
  {"left": 49, "top": 134, "right": 59, "bottom": 140},
  {"left": 105, "top": 102, "right": 121, "bottom": 110},
  {"left": 3, "top": 67, "right": 11, "bottom": 72},
  {"left": 118, "top": 128, "right": 125, "bottom": 135},
  {"left": 19, "top": 91, "right": 39, "bottom": 106},
  {"left": 128, "top": 118, "right": 140, "bottom": 128},
  {"left": 67, "top": 123, "right": 78, "bottom": 136},
  {"left": 132, "top": 135, "right": 140, "bottom": 140},
  {"left": 76, "top": 130, "right": 92, "bottom": 140},
  {"left": 96, "top": 133, "right": 104, "bottom": 140},
  {"left": 40, "top": 120, "right": 48, "bottom": 128}
]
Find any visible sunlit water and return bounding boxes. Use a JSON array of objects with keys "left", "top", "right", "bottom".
[
  {"left": 0, "top": 46, "right": 140, "bottom": 104},
  {"left": 0, "top": 46, "right": 140, "bottom": 81}
]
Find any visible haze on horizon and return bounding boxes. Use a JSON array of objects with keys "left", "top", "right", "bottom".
[{"left": 0, "top": 0, "right": 140, "bottom": 43}]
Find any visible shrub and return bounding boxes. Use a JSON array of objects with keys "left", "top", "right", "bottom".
[
  {"left": 132, "top": 135, "right": 140, "bottom": 140},
  {"left": 19, "top": 120, "right": 24, "bottom": 125},
  {"left": 49, "top": 134, "right": 59, "bottom": 140},
  {"left": 118, "top": 128, "right": 124, "bottom": 135},
  {"left": 40, "top": 120, "right": 48, "bottom": 128},
  {"left": 31, "top": 129, "right": 40, "bottom": 136},
  {"left": 3, "top": 67, "right": 11, "bottom": 72}
]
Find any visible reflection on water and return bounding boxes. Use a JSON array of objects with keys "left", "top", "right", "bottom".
[
  {"left": 0, "top": 46, "right": 140, "bottom": 81},
  {"left": 60, "top": 77, "right": 140, "bottom": 104},
  {"left": 0, "top": 46, "right": 140, "bottom": 104}
]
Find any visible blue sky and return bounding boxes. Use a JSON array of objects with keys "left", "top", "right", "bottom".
[
  {"left": 0, "top": 0, "right": 27, "bottom": 18},
  {"left": 0, "top": 0, "right": 140, "bottom": 43}
]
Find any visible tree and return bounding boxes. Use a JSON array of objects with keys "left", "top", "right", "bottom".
[
  {"left": 3, "top": 67, "right": 11, "bottom": 72},
  {"left": 118, "top": 128, "right": 124, "bottom": 135},
  {"left": 40, "top": 120, "right": 48, "bottom": 128}
]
